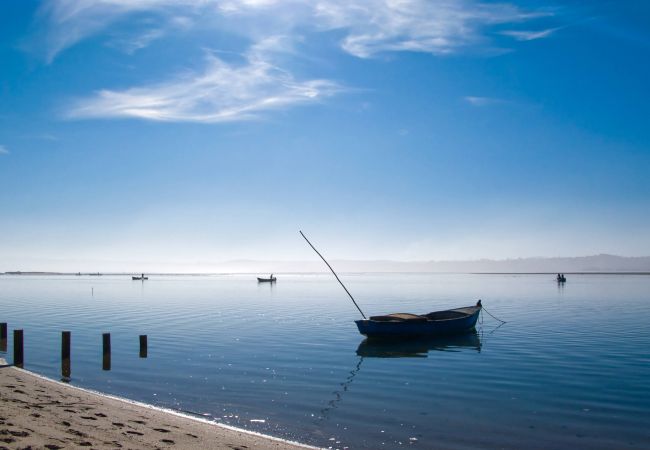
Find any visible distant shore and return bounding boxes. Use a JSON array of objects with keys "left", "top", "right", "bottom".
[
  {"left": 2, "top": 271, "right": 650, "bottom": 276},
  {"left": 0, "top": 359, "right": 316, "bottom": 450},
  {"left": 3, "top": 254, "right": 650, "bottom": 274}
]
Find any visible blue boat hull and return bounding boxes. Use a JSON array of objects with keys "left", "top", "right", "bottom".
[{"left": 355, "top": 306, "right": 481, "bottom": 338}]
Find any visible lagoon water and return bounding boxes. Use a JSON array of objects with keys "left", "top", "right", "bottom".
[{"left": 1, "top": 273, "right": 649, "bottom": 449}]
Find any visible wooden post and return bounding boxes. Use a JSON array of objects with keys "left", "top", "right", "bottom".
[
  {"left": 13, "top": 329, "right": 24, "bottom": 368},
  {"left": 0, "top": 323, "right": 6, "bottom": 352},
  {"left": 61, "top": 331, "right": 71, "bottom": 380},
  {"left": 139, "top": 335, "right": 148, "bottom": 358},
  {"left": 102, "top": 333, "right": 111, "bottom": 371}
]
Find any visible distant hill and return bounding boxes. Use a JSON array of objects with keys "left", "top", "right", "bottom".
[
  {"left": 208, "top": 254, "right": 650, "bottom": 273},
  {"left": 3, "top": 254, "right": 649, "bottom": 274}
]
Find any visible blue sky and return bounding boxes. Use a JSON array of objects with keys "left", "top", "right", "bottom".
[{"left": 1, "top": 0, "right": 649, "bottom": 271}]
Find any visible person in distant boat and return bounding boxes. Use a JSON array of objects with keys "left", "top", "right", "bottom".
[
  {"left": 270, "top": 273, "right": 274, "bottom": 279},
  {"left": 142, "top": 273, "right": 144, "bottom": 279}
]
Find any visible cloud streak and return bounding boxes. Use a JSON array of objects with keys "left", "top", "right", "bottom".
[
  {"left": 463, "top": 96, "right": 505, "bottom": 106},
  {"left": 500, "top": 27, "right": 559, "bottom": 41},
  {"left": 314, "top": 0, "right": 547, "bottom": 58},
  {"left": 39, "top": 0, "right": 553, "bottom": 123},
  {"left": 0, "top": 145, "right": 9, "bottom": 155},
  {"left": 67, "top": 52, "right": 343, "bottom": 122},
  {"left": 40, "top": 0, "right": 552, "bottom": 60}
]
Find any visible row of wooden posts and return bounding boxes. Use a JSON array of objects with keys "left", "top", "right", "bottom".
[{"left": 0, "top": 323, "right": 147, "bottom": 379}]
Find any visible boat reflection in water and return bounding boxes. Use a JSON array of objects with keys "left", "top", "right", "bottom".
[
  {"left": 356, "top": 331, "right": 482, "bottom": 358},
  {"left": 317, "top": 332, "right": 482, "bottom": 423}
]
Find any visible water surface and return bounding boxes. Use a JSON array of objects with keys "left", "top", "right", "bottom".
[{"left": 1, "top": 273, "right": 648, "bottom": 449}]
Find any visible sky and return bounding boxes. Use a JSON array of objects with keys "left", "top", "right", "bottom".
[{"left": 0, "top": 0, "right": 649, "bottom": 272}]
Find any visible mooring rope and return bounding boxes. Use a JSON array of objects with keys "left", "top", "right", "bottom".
[{"left": 481, "top": 304, "right": 507, "bottom": 323}]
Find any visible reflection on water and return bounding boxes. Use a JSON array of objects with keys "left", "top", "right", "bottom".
[
  {"left": 320, "top": 331, "right": 484, "bottom": 422},
  {"left": 356, "top": 331, "right": 482, "bottom": 358},
  {"left": 317, "top": 357, "right": 364, "bottom": 422}
]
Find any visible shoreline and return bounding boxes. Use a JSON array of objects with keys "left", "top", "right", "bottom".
[{"left": 0, "top": 358, "right": 318, "bottom": 449}]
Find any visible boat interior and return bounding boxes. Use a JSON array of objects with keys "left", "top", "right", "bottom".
[{"left": 369, "top": 306, "right": 478, "bottom": 322}]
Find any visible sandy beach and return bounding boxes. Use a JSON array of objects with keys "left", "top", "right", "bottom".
[{"left": 0, "top": 359, "right": 316, "bottom": 450}]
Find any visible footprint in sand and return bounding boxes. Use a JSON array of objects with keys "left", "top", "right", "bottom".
[
  {"left": 66, "top": 429, "right": 87, "bottom": 438},
  {"left": 64, "top": 409, "right": 76, "bottom": 413},
  {"left": 186, "top": 433, "right": 198, "bottom": 438},
  {"left": 95, "top": 413, "right": 107, "bottom": 417},
  {"left": 61, "top": 421, "right": 71, "bottom": 427},
  {"left": 153, "top": 428, "right": 171, "bottom": 433},
  {"left": 30, "top": 413, "right": 41, "bottom": 418},
  {"left": 112, "top": 422, "right": 124, "bottom": 428},
  {"left": 161, "top": 439, "right": 175, "bottom": 444},
  {"left": 129, "top": 420, "right": 147, "bottom": 425},
  {"left": 125, "top": 430, "right": 144, "bottom": 436},
  {"left": 45, "top": 445, "right": 64, "bottom": 449},
  {"left": 77, "top": 441, "right": 93, "bottom": 446},
  {"left": 80, "top": 416, "right": 98, "bottom": 421},
  {"left": 9, "top": 430, "right": 29, "bottom": 437}
]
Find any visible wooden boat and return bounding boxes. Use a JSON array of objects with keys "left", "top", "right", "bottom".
[
  {"left": 132, "top": 276, "right": 148, "bottom": 280},
  {"left": 257, "top": 277, "right": 276, "bottom": 282},
  {"left": 355, "top": 302, "right": 482, "bottom": 338}
]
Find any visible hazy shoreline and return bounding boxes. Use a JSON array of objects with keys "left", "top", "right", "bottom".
[
  {"left": 2, "top": 271, "right": 650, "bottom": 276},
  {"left": 3, "top": 254, "right": 650, "bottom": 274}
]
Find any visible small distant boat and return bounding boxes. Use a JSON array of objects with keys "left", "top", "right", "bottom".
[
  {"left": 132, "top": 274, "right": 148, "bottom": 280},
  {"left": 557, "top": 274, "right": 566, "bottom": 283},
  {"left": 257, "top": 276, "right": 276, "bottom": 283},
  {"left": 355, "top": 301, "right": 482, "bottom": 338}
]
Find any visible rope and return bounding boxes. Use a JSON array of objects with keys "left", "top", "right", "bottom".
[{"left": 481, "top": 303, "right": 507, "bottom": 323}]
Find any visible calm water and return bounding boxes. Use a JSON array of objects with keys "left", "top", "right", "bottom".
[{"left": 0, "top": 273, "right": 649, "bottom": 449}]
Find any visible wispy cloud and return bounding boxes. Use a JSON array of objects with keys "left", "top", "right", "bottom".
[
  {"left": 500, "top": 27, "right": 559, "bottom": 41},
  {"left": 0, "top": 145, "right": 9, "bottom": 155},
  {"left": 39, "top": 0, "right": 552, "bottom": 60},
  {"left": 463, "top": 96, "right": 504, "bottom": 106},
  {"left": 20, "top": 133, "right": 59, "bottom": 141},
  {"left": 37, "top": 1, "right": 207, "bottom": 62},
  {"left": 66, "top": 52, "right": 343, "bottom": 122},
  {"left": 39, "top": 0, "right": 552, "bottom": 123},
  {"left": 108, "top": 28, "right": 166, "bottom": 55},
  {"left": 314, "top": 0, "right": 548, "bottom": 58}
]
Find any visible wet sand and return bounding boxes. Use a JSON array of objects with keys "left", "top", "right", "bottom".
[{"left": 0, "top": 359, "right": 317, "bottom": 450}]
